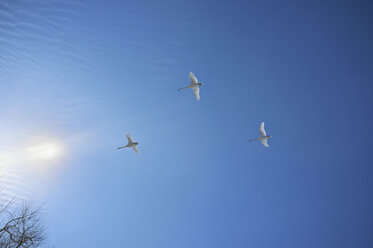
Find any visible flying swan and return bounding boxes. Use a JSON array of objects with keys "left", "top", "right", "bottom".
[
  {"left": 117, "top": 133, "right": 139, "bottom": 154},
  {"left": 178, "top": 72, "right": 203, "bottom": 101},
  {"left": 249, "top": 122, "right": 272, "bottom": 147}
]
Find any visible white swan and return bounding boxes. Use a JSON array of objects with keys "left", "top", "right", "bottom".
[
  {"left": 178, "top": 72, "right": 203, "bottom": 101},
  {"left": 249, "top": 122, "right": 272, "bottom": 147},
  {"left": 117, "top": 133, "right": 139, "bottom": 154}
]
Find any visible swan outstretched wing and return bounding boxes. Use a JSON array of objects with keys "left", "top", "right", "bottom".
[
  {"left": 126, "top": 133, "right": 134, "bottom": 144},
  {"left": 189, "top": 72, "right": 198, "bottom": 85},
  {"left": 133, "top": 146, "right": 139, "bottom": 154},
  {"left": 261, "top": 139, "right": 269, "bottom": 147},
  {"left": 193, "top": 87, "right": 200, "bottom": 101},
  {"left": 259, "top": 122, "right": 266, "bottom": 137}
]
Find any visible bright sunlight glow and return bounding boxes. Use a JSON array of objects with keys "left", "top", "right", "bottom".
[{"left": 25, "top": 141, "right": 65, "bottom": 163}]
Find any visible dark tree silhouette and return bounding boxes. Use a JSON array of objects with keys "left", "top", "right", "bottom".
[{"left": 0, "top": 199, "right": 47, "bottom": 248}]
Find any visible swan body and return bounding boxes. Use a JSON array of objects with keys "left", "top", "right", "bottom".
[
  {"left": 178, "top": 72, "right": 203, "bottom": 101},
  {"left": 249, "top": 122, "right": 272, "bottom": 147},
  {"left": 118, "top": 133, "right": 139, "bottom": 154}
]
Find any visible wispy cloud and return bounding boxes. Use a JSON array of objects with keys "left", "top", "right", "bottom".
[{"left": 0, "top": 0, "right": 99, "bottom": 81}]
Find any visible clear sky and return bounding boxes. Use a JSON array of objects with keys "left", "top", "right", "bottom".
[{"left": 1, "top": 0, "right": 373, "bottom": 247}]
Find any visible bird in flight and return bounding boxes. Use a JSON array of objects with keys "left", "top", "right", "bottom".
[
  {"left": 178, "top": 72, "right": 203, "bottom": 101},
  {"left": 117, "top": 133, "right": 139, "bottom": 154},
  {"left": 249, "top": 122, "right": 272, "bottom": 147}
]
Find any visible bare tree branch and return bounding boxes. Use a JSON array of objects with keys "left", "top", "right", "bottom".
[{"left": 0, "top": 198, "right": 47, "bottom": 248}]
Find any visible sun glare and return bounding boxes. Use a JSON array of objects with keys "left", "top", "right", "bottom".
[
  {"left": 0, "top": 136, "right": 67, "bottom": 203},
  {"left": 25, "top": 140, "right": 65, "bottom": 164}
]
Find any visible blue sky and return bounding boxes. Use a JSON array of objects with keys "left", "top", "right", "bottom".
[{"left": 1, "top": 0, "right": 373, "bottom": 247}]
